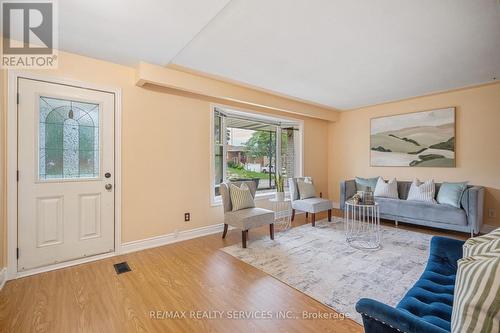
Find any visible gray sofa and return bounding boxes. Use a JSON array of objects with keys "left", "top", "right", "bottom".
[{"left": 340, "top": 180, "right": 484, "bottom": 236}]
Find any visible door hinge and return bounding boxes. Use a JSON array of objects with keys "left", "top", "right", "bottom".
[
  {"left": 16, "top": 247, "right": 19, "bottom": 259},
  {"left": 17, "top": 170, "right": 19, "bottom": 181},
  {"left": 16, "top": 92, "right": 19, "bottom": 105}
]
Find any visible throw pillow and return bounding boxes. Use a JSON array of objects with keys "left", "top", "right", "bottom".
[
  {"left": 465, "top": 238, "right": 500, "bottom": 257},
  {"left": 450, "top": 253, "right": 500, "bottom": 333},
  {"left": 297, "top": 178, "right": 316, "bottom": 199},
  {"left": 437, "top": 182, "right": 469, "bottom": 208},
  {"left": 355, "top": 176, "right": 379, "bottom": 192},
  {"left": 406, "top": 179, "right": 436, "bottom": 203},
  {"left": 230, "top": 183, "right": 255, "bottom": 211},
  {"left": 463, "top": 227, "right": 500, "bottom": 257},
  {"left": 373, "top": 178, "right": 399, "bottom": 199}
]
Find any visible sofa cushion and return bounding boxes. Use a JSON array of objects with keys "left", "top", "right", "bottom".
[
  {"left": 224, "top": 208, "right": 274, "bottom": 230},
  {"left": 463, "top": 227, "right": 500, "bottom": 257},
  {"left": 396, "top": 237, "right": 462, "bottom": 332},
  {"left": 375, "top": 197, "right": 467, "bottom": 226},
  {"left": 407, "top": 179, "right": 436, "bottom": 203},
  {"left": 437, "top": 182, "right": 468, "bottom": 208},
  {"left": 397, "top": 266, "right": 456, "bottom": 331},
  {"left": 464, "top": 238, "right": 500, "bottom": 257},
  {"left": 292, "top": 198, "right": 333, "bottom": 213},
  {"left": 355, "top": 236, "right": 465, "bottom": 333},
  {"left": 451, "top": 253, "right": 500, "bottom": 333},
  {"left": 398, "top": 181, "right": 444, "bottom": 201},
  {"left": 374, "top": 177, "right": 399, "bottom": 199},
  {"left": 355, "top": 176, "right": 379, "bottom": 191}
]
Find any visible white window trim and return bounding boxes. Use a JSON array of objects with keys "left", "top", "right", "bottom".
[{"left": 209, "top": 104, "right": 304, "bottom": 207}]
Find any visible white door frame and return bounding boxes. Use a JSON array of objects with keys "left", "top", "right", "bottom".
[{"left": 6, "top": 71, "right": 122, "bottom": 280}]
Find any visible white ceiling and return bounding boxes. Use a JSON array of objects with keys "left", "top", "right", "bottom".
[
  {"left": 59, "top": 0, "right": 230, "bottom": 66},
  {"left": 59, "top": 0, "right": 500, "bottom": 109}
]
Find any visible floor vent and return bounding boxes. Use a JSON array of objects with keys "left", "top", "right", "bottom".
[{"left": 114, "top": 261, "right": 131, "bottom": 274}]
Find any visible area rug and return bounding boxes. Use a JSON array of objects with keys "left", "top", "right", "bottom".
[{"left": 221, "top": 218, "right": 433, "bottom": 323}]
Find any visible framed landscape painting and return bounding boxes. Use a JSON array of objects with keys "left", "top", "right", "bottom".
[{"left": 370, "top": 108, "right": 455, "bottom": 167}]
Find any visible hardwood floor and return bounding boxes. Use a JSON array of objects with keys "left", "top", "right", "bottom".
[{"left": 0, "top": 211, "right": 467, "bottom": 333}]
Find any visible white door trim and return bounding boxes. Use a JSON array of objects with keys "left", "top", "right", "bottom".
[{"left": 6, "top": 70, "right": 122, "bottom": 280}]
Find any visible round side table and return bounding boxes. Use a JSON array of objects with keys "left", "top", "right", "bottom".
[
  {"left": 344, "top": 201, "right": 381, "bottom": 250},
  {"left": 269, "top": 198, "right": 292, "bottom": 231}
]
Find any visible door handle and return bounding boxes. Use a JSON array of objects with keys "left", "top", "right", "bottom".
[{"left": 105, "top": 184, "right": 113, "bottom": 191}]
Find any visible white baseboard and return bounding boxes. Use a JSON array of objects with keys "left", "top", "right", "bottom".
[
  {"left": 7, "top": 223, "right": 226, "bottom": 281},
  {"left": 480, "top": 224, "right": 497, "bottom": 234},
  {"left": 0, "top": 268, "right": 7, "bottom": 290},
  {"left": 13, "top": 252, "right": 117, "bottom": 280},
  {"left": 121, "top": 223, "right": 225, "bottom": 254}
]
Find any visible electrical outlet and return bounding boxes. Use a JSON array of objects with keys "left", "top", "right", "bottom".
[
  {"left": 184, "top": 212, "right": 190, "bottom": 222},
  {"left": 488, "top": 208, "right": 496, "bottom": 219}
]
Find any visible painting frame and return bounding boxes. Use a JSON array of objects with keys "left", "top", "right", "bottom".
[{"left": 370, "top": 107, "right": 456, "bottom": 167}]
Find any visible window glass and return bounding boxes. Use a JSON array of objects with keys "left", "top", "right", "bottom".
[
  {"left": 230, "top": 129, "right": 276, "bottom": 191},
  {"left": 39, "top": 96, "right": 100, "bottom": 180},
  {"left": 213, "top": 109, "right": 300, "bottom": 200},
  {"left": 214, "top": 113, "right": 223, "bottom": 196}
]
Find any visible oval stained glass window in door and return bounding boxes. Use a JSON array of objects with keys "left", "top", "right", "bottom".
[{"left": 39, "top": 96, "right": 100, "bottom": 180}]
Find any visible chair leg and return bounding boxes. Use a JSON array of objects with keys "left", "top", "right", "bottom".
[
  {"left": 312, "top": 213, "right": 316, "bottom": 227},
  {"left": 395, "top": 220, "right": 399, "bottom": 227},
  {"left": 291, "top": 209, "right": 296, "bottom": 221},
  {"left": 306, "top": 212, "right": 308, "bottom": 218},
  {"left": 270, "top": 223, "right": 275, "bottom": 240},
  {"left": 222, "top": 224, "right": 228, "bottom": 238},
  {"left": 242, "top": 230, "right": 248, "bottom": 248},
  {"left": 328, "top": 209, "right": 332, "bottom": 222}
]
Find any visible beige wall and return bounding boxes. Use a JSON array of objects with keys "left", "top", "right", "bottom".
[
  {"left": 328, "top": 82, "right": 500, "bottom": 228},
  {"left": 2, "top": 50, "right": 498, "bottom": 269},
  {"left": 0, "top": 52, "right": 330, "bottom": 266}
]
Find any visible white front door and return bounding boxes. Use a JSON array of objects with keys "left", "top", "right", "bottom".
[{"left": 17, "top": 78, "right": 115, "bottom": 271}]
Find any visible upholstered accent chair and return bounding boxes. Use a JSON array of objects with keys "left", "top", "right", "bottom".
[
  {"left": 220, "top": 181, "right": 275, "bottom": 248},
  {"left": 356, "top": 236, "right": 465, "bottom": 333},
  {"left": 289, "top": 177, "right": 333, "bottom": 226}
]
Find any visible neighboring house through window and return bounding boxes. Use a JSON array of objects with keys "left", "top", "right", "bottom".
[{"left": 212, "top": 106, "right": 302, "bottom": 203}]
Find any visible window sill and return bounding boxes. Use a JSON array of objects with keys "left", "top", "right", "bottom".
[{"left": 211, "top": 191, "right": 290, "bottom": 207}]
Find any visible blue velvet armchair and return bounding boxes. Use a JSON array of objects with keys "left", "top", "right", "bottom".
[{"left": 356, "top": 236, "right": 465, "bottom": 333}]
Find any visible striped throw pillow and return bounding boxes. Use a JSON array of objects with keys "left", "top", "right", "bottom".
[
  {"left": 463, "top": 228, "right": 500, "bottom": 257},
  {"left": 373, "top": 178, "right": 399, "bottom": 199},
  {"left": 465, "top": 239, "right": 500, "bottom": 257},
  {"left": 451, "top": 252, "right": 500, "bottom": 333},
  {"left": 297, "top": 178, "right": 316, "bottom": 199},
  {"left": 230, "top": 183, "right": 255, "bottom": 211},
  {"left": 406, "top": 179, "right": 436, "bottom": 203}
]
